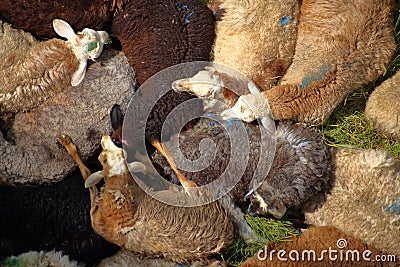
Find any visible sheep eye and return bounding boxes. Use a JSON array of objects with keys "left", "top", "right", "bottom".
[{"left": 86, "top": 42, "right": 98, "bottom": 52}]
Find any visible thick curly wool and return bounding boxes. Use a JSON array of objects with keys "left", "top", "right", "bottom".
[
  {"left": 1, "top": 250, "right": 83, "bottom": 267},
  {"left": 262, "top": 0, "right": 396, "bottom": 124},
  {"left": 240, "top": 226, "right": 398, "bottom": 267},
  {"left": 153, "top": 120, "right": 332, "bottom": 217},
  {"left": 98, "top": 249, "right": 178, "bottom": 267},
  {"left": 210, "top": 0, "right": 300, "bottom": 90},
  {"left": 111, "top": 0, "right": 214, "bottom": 141},
  {"left": 0, "top": 172, "right": 119, "bottom": 264},
  {"left": 98, "top": 249, "right": 226, "bottom": 267},
  {"left": 365, "top": 70, "right": 400, "bottom": 141},
  {"left": 0, "top": 0, "right": 119, "bottom": 38},
  {"left": 88, "top": 136, "right": 234, "bottom": 264},
  {"left": 305, "top": 148, "right": 400, "bottom": 256},
  {"left": 112, "top": 0, "right": 215, "bottom": 85},
  {"left": 0, "top": 21, "right": 78, "bottom": 113},
  {"left": 0, "top": 49, "right": 137, "bottom": 185}
]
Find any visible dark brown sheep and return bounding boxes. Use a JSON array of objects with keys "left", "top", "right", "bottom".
[
  {"left": 152, "top": 119, "right": 333, "bottom": 218},
  {"left": 0, "top": 0, "right": 123, "bottom": 38}
]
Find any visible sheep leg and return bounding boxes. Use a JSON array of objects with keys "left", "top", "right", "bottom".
[
  {"left": 57, "top": 134, "right": 98, "bottom": 204},
  {"left": 149, "top": 138, "right": 198, "bottom": 191}
]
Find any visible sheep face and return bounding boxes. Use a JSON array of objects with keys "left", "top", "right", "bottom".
[
  {"left": 53, "top": 19, "right": 109, "bottom": 86},
  {"left": 172, "top": 67, "right": 224, "bottom": 99},
  {"left": 99, "top": 135, "right": 127, "bottom": 178},
  {"left": 221, "top": 94, "right": 257, "bottom": 122}
]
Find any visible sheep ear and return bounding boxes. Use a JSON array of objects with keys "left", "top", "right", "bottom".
[
  {"left": 53, "top": 19, "right": 76, "bottom": 40},
  {"left": 260, "top": 116, "right": 275, "bottom": 133},
  {"left": 128, "top": 161, "right": 146, "bottom": 173},
  {"left": 71, "top": 61, "right": 87, "bottom": 86},
  {"left": 204, "top": 66, "right": 216, "bottom": 73},
  {"left": 247, "top": 81, "right": 261, "bottom": 94},
  {"left": 221, "top": 107, "right": 239, "bottom": 120},
  {"left": 98, "top": 31, "right": 109, "bottom": 45},
  {"left": 85, "top": 171, "right": 104, "bottom": 188}
]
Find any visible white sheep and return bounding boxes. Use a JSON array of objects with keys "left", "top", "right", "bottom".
[{"left": 0, "top": 19, "right": 108, "bottom": 113}]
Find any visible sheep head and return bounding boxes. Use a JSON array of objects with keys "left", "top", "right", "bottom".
[
  {"left": 85, "top": 135, "right": 145, "bottom": 188},
  {"left": 221, "top": 92, "right": 275, "bottom": 131},
  {"left": 53, "top": 19, "right": 109, "bottom": 86},
  {"left": 172, "top": 66, "right": 224, "bottom": 99}
]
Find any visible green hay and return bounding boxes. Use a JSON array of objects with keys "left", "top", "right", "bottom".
[
  {"left": 0, "top": 258, "right": 25, "bottom": 267},
  {"left": 220, "top": 214, "right": 299, "bottom": 267},
  {"left": 317, "top": 7, "right": 400, "bottom": 158}
]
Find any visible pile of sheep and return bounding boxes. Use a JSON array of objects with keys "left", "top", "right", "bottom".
[{"left": 0, "top": 0, "right": 399, "bottom": 266}]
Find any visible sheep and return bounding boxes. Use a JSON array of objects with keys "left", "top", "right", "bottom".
[
  {"left": 177, "top": 0, "right": 396, "bottom": 126},
  {"left": 0, "top": 19, "right": 109, "bottom": 113},
  {"left": 58, "top": 133, "right": 235, "bottom": 265},
  {"left": 305, "top": 148, "right": 400, "bottom": 256},
  {"left": 0, "top": 0, "right": 122, "bottom": 38},
  {"left": 152, "top": 119, "right": 332, "bottom": 219},
  {"left": 0, "top": 168, "right": 119, "bottom": 264},
  {"left": 111, "top": 0, "right": 215, "bottom": 85},
  {"left": 0, "top": 250, "right": 83, "bottom": 267},
  {"left": 109, "top": 0, "right": 216, "bottom": 142},
  {"left": 98, "top": 248, "right": 226, "bottom": 267},
  {"left": 0, "top": 48, "right": 138, "bottom": 185},
  {"left": 208, "top": 0, "right": 300, "bottom": 91},
  {"left": 151, "top": 114, "right": 399, "bottom": 255},
  {"left": 240, "top": 226, "right": 399, "bottom": 267},
  {"left": 365, "top": 70, "right": 400, "bottom": 141}
]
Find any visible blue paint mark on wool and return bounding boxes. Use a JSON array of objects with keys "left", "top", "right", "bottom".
[
  {"left": 281, "top": 15, "right": 291, "bottom": 25},
  {"left": 226, "top": 120, "right": 240, "bottom": 127},
  {"left": 185, "top": 11, "right": 195, "bottom": 23},
  {"left": 300, "top": 65, "right": 332, "bottom": 89},
  {"left": 384, "top": 199, "right": 400, "bottom": 214}
]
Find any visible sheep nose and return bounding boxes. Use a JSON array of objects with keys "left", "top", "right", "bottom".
[{"left": 171, "top": 80, "right": 183, "bottom": 91}]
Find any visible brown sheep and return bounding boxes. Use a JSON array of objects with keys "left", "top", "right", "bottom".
[
  {"left": 207, "top": 0, "right": 300, "bottom": 91},
  {"left": 261, "top": 0, "right": 396, "bottom": 124},
  {"left": 240, "top": 226, "right": 399, "bottom": 267},
  {"left": 177, "top": 0, "right": 396, "bottom": 126},
  {"left": 59, "top": 134, "right": 234, "bottom": 265}
]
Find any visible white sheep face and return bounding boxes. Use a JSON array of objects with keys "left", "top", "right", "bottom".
[
  {"left": 221, "top": 94, "right": 257, "bottom": 122},
  {"left": 53, "top": 19, "right": 109, "bottom": 86},
  {"left": 172, "top": 67, "right": 224, "bottom": 99}
]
